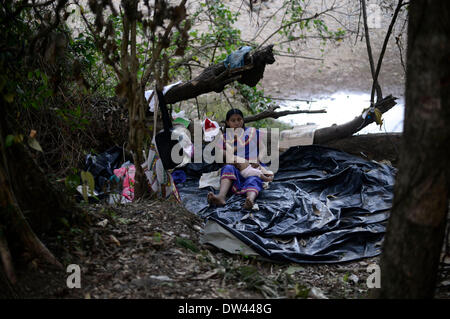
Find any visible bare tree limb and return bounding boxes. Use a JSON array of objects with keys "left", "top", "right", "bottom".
[
  {"left": 313, "top": 94, "right": 397, "bottom": 144},
  {"left": 242, "top": 105, "right": 326, "bottom": 123},
  {"left": 361, "top": 0, "right": 383, "bottom": 103},
  {"left": 370, "top": 0, "right": 404, "bottom": 105},
  {"left": 257, "top": 12, "right": 319, "bottom": 50},
  {"left": 273, "top": 51, "right": 324, "bottom": 61}
]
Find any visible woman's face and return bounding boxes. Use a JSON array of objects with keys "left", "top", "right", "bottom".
[{"left": 226, "top": 114, "right": 244, "bottom": 129}]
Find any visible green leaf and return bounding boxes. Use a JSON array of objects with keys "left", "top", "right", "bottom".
[
  {"left": 0, "top": 76, "right": 6, "bottom": 92},
  {"left": 81, "top": 170, "right": 95, "bottom": 197},
  {"left": 3, "top": 93, "right": 14, "bottom": 103},
  {"left": 175, "top": 237, "right": 199, "bottom": 253},
  {"left": 343, "top": 273, "right": 349, "bottom": 282},
  {"left": 65, "top": 171, "right": 81, "bottom": 192},
  {"left": 374, "top": 108, "right": 383, "bottom": 126},
  {"left": 28, "top": 137, "right": 43, "bottom": 152},
  {"left": 5, "top": 135, "right": 14, "bottom": 147},
  {"left": 14, "top": 134, "right": 24, "bottom": 143},
  {"left": 80, "top": 171, "right": 89, "bottom": 202},
  {"left": 59, "top": 217, "right": 70, "bottom": 228}
]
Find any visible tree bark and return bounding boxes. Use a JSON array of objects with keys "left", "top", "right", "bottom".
[
  {"left": 313, "top": 94, "right": 397, "bottom": 144},
  {"left": 163, "top": 45, "right": 276, "bottom": 104},
  {"left": 324, "top": 133, "right": 401, "bottom": 164},
  {"left": 0, "top": 225, "right": 16, "bottom": 284},
  {"left": 378, "top": 0, "right": 450, "bottom": 298}
]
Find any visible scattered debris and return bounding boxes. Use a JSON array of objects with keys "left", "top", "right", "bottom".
[
  {"left": 109, "top": 235, "right": 121, "bottom": 246},
  {"left": 308, "top": 287, "right": 328, "bottom": 299},
  {"left": 150, "top": 275, "right": 174, "bottom": 282},
  {"left": 348, "top": 274, "right": 359, "bottom": 285},
  {"left": 97, "top": 219, "right": 108, "bottom": 227},
  {"left": 11, "top": 198, "right": 448, "bottom": 299}
]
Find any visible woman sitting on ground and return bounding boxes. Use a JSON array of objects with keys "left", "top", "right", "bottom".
[{"left": 207, "top": 108, "right": 273, "bottom": 210}]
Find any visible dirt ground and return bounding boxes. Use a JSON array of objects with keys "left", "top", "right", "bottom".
[{"left": 7, "top": 194, "right": 449, "bottom": 300}]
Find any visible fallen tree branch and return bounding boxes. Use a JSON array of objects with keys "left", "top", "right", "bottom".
[
  {"left": 164, "top": 45, "right": 276, "bottom": 104},
  {"left": 313, "top": 94, "right": 398, "bottom": 144}
]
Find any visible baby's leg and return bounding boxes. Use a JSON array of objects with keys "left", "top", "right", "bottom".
[
  {"left": 260, "top": 174, "right": 274, "bottom": 182},
  {"left": 244, "top": 191, "right": 257, "bottom": 210}
]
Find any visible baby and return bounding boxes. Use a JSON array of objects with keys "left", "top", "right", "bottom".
[
  {"left": 224, "top": 137, "right": 274, "bottom": 182},
  {"left": 234, "top": 162, "right": 274, "bottom": 182}
]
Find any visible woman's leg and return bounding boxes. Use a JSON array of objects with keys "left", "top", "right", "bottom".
[
  {"left": 207, "top": 165, "right": 237, "bottom": 206},
  {"left": 207, "top": 178, "right": 232, "bottom": 206}
]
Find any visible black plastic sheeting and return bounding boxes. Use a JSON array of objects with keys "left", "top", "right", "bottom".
[
  {"left": 176, "top": 145, "right": 396, "bottom": 264},
  {"left": 84, "top": 146, "right": 128, "bottom": 193}
]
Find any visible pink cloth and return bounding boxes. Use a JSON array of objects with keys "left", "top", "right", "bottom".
[{"left": 114, "top": 165, "right": 136, "bottom": 201}]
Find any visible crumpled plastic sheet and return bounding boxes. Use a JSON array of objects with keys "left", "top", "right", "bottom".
[
  {"left": 84, "top": 146, "right": 126, "bottom": 194},
  {"left": 176, "top": 145, "right": 396, "bottom": 263}
]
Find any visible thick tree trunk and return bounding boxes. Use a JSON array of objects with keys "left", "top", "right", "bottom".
[
  {"left": 378, "top": 0, "right": 450, "bottom": 298},
  {"left": 164, "top": 45, "right": 276, "bottom": 104},
  {"left": 126, "top": 89, "right": 148, "bottom": 199}
]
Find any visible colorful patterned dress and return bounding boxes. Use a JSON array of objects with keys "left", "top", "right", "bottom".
[{"left": 218, "top": 127, "right": 263, "bottom": 196}]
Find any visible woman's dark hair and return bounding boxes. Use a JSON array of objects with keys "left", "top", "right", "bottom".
[{"left": 225, "top": 108, "right": 245, "bottom": 129}]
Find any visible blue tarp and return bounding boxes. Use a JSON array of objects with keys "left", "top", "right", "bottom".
[{"left": 223, "top": 46, "right": 253, "bottom": 69}]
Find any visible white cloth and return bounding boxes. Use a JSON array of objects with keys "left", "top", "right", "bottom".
[
  {"left": 199, "top": 169, "right": 221, "bottom": 190},
  {"left": 141, "top": 91, "right": 181, "bottom": 201},
  {"left": 240, "top": 165, "right": 273, "bottom": 178},
  {"left": 202, "top": 118, "right": 220, "bottom": 142},
  {"left": 145, "top": 81, "right": 182, "bottom": 112},
  {"left": 171, "top": 125, "right": 194, "bottom": 168},
  {"left": 143, "top": 138, "right": 180, "bottom": 200}
]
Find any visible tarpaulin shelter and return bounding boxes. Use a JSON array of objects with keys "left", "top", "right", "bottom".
[{"left": 176, "top": 145, "right": 396, "bottom": 263}]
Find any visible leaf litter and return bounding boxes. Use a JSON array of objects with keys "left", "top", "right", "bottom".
[{"left": 11, "top": 197, "right": 450, "bottom": 299}]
